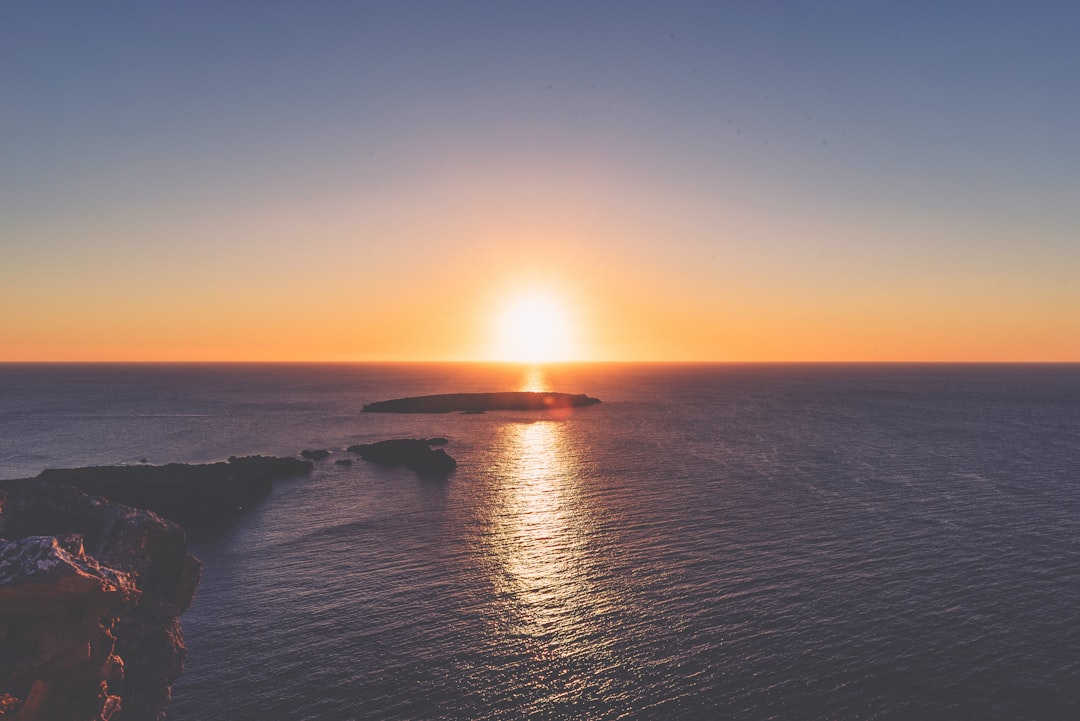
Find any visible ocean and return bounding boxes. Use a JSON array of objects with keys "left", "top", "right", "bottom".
[{"left": 2, "top": 363, "right": 1079, "bottom": 720}]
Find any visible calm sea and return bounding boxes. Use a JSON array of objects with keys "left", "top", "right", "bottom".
[{"left": 2, "top": 363, "right": 1079, "bottom": 720}]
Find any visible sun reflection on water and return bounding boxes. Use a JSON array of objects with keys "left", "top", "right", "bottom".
[
  {"left": 495, "top": 421, "right": 580, "bottom": 603},
  {"left": 490, "top": 417, "right": 592, "bottom": 630},
  {"left": 481, "top": 409, "right": 622, "bottom": 665},
  {"left": 472, "top": 363, "right": 639, "bottom": 711},
  {"left": 517, "top": 364, "right": 550, "bottom": 393}
]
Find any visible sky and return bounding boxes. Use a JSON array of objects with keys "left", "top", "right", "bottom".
[{"left": 2, "top": 1, "right": 1078, "bottom": 362}]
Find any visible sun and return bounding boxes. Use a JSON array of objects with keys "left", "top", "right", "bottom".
[{"left": 494, "top": 293, "right": 574, "bottom": 362}]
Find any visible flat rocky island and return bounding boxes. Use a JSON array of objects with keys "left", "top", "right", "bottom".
[
  {"left": 362, "top": 391, "right": 601, "bottom": 413},
  {"left": 348, "top": 438, "right": 456, "bottom": 475}
]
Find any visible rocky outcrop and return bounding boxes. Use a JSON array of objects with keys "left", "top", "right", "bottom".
[
  {"left": 35, "top": 455, "right": 312, "bottom": 529},
  {"left": 0, "top": 480, "right": 201, "bottom": 721},
  {"left": 347, "top": 439, "right": 457, "bottom": 475},
  {"left": 361, "top": 392, "right": 601, "bottom": 413},
  {"left": 300, "top": 449, "right": 330, "bottom": 461}
]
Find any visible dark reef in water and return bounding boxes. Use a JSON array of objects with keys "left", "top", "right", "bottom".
[
  {"left": 0, "top": 481, "right": 201, "bottom": 721},
  {"left": 347, "top": 439, "right": 457, "bottom": 475},
  {"left": 34, "top": 455, "right": 313, "bottom": 529},
  {"left": 362, "top": 391, "right": 601, "bottom": 413}
]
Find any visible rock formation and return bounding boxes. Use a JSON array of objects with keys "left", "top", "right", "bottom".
[
  {"left": 0, "top": 480, "right": 201, "bottom": 721},
  {"left": 347, "top": 439, "right": 457, "bottom": 475},
  {"left": 361, "top": 391, "right": 601, "bottom": 413},
  {"left": 34, "top": 455, "right": 312, "bottom": 529}
]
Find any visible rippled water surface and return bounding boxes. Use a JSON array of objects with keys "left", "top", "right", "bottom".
[{"left": 2, "top": 363, "right": 1079, "bottom": 719}]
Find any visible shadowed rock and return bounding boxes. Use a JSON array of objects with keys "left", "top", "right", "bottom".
[
  {"left": 300, "top": 449, "right": 331, "bottom": 461},
  {"left": 0, "top": 481, "right": 201, "bottom": 721},
  {"left": 34, "top": 455, "right": 312, "bottom": 529},
  {"left": 347, "top": 439, "right": 457, "bottom": 475},
  {"left": 362, "top": 391, "right": 600, "bottom": 413}
]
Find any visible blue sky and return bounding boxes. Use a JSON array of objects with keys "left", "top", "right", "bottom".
[{"left": 3, "top": 1, "right": 1078, "bottom": 360}]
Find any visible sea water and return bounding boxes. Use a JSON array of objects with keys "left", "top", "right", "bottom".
[{"left": 2, "top": 363, "right": 1079, "bottom": 719}]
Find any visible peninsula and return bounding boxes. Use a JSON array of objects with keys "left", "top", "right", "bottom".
[
  {"left": 362, "top": 391, "right": 601, "bottom": 413},
  {"left": 29, "top": 455, "right": 312, "bottom": 529}
]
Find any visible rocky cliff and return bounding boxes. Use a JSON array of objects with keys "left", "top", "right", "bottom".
[{"left": 0, "top": 481, "right": 201, "bottom": 721}]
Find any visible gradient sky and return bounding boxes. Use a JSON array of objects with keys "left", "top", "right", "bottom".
[{"left": 3, "top": 1, "right": 1078, "bottom": 361}]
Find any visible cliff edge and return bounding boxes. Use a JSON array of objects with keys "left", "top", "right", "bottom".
[{"left": 0, "top": 481, "right": 201, "bottom": 721}]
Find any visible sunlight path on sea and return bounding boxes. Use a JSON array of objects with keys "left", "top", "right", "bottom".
[
  {"left": 492, "top": 421, "right": 584, "bottom": 636},
  {"left": 517, "top": 364, "right": 549, "bottom": 393},
  {"left": 472, "top": 366, "right": 636, "bottom": 713}
]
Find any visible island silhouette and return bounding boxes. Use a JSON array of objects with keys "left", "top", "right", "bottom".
[{"left": 362, "top": 391, "right": 601, "bottom": 413}]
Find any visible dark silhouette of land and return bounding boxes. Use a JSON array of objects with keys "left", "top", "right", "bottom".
[
  {"left": 362, "top": 391, "right": 601, "bottom": 413},
  {"left": 347, "top": 439, "right": 456, "bottom": 475},
  {"left": 29, "top": 455, "right": 312, "bottom": 528},
  {"left": 0, "top": 441, "right": 452, "bottom": 718}
]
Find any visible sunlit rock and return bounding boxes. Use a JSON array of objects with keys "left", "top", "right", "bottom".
[{"left": 0, "top": 481, "right": 201, "bottom": 721}]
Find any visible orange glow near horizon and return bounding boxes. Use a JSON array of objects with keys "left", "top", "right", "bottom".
[
  {"left": 2, "top": 222, "right": 1079, "bottom": 364},
  {"left": 3, "top": 290, "right": 1080, "bottom": 364}
]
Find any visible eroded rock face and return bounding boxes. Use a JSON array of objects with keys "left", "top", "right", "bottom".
[{"left": 0, "top": 481, "right": 201, "bottom": 721}]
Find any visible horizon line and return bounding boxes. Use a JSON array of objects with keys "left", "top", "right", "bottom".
[{"left": 2, "top": 359, "right": 1078, "bottom": 366}]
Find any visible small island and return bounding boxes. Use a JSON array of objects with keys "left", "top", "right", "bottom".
[
  {"left": 362, "top": 391, "right": 601, "bottom": 413},
  {"left": 347, "top": 438, "right": 457, "bottom": 475}
]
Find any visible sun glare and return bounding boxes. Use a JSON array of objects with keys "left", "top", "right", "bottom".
[{"left": 494, "top": 293, "right": 573, "bottom": 362}]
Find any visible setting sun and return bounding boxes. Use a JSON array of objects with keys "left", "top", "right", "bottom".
[{"left": 494, "top": 293, "right": 574, "bottom": 362}]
